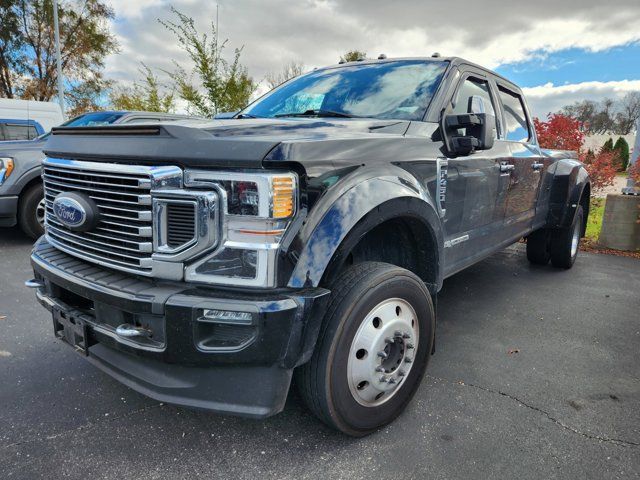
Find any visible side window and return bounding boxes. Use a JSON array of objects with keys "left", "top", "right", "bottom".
[
  {"left": 3, "top": 124, "right": 38, "bottom": 140},
  {"left": 453, "top": 77, "right": 496, "bottom": 116},
  {"left": 498, "top": 87, "right": 530, "bottom": 142}
]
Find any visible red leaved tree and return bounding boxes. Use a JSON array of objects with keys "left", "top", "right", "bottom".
[
  {"left": 534, "top": 114, "right": 585, "bottom": 152},
  {"left": 534, "top": 113, "right": 617, "bottom": 192}
]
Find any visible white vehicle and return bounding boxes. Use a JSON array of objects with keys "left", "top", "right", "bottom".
[{"left": 0, "top": 99, "right": 64, "bottom": 136}]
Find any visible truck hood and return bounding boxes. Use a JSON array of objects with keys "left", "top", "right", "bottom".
[
  {"left": 43, "top": 118, "right": 411, "bottom": 170},
  {"left": 199, "top": 117, "right": 409, "bottom": 140}
]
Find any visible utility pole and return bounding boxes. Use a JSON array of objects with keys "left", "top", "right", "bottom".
[
  {"left": 622, "top": 117, "right": 640, "bottom": 195},
  {"left": 53, "top": 0, "right": 65, "bottom": 117},
  {"left": 215, "top": 4, "right": 219, "bottom": 53}
]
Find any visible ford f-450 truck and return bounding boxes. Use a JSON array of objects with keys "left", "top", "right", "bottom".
[{"left": 28, "top": 57, "right": 590, "bottom": 436}]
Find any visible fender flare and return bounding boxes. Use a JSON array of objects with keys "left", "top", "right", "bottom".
[
  {"left": 546, "top": 159, "right": 590, "bottom": 231},
  {"left": 286, "top": 174, "right": 444, "bottom": 291}
]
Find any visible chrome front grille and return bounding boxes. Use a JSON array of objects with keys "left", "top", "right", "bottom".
[{"left": 42, "top": 157, "right": 183, "bottom": 276}]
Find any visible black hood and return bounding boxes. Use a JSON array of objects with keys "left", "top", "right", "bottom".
[{"left": 42, "top": 117, "right": 414, "bottom": 173}]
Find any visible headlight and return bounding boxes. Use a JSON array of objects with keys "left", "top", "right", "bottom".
[
  {"left": 182, "top": 170, "right": 298, "bottom": 287},
  {"left": 0, "top": 158, "right": 14, "bottom": 185}
]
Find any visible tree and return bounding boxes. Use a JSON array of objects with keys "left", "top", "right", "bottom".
[
  {"left": 533, "top": 114, "right": 584, "bottom": 152},
  {"left": 1, "top": 0, "right": 118, "bottom": 109},
  {"left": 159, "top": 8, "right": 256, "bottom": 117},
  {"left": 613, "top": 137, "right": 630, "bottom": 172},
  {"left": 340, "top": 50, "right": 367, "bottom": 62},
  {"left": 534, "top": 113, "right": 617, "bottom": 192},
  {"left": 65, "top": 74, "right": 111, "bottom": 117},
  {"left": 0, "top": 0, "right": 24, "bottom": 99},
  {"left": 110, "top": 64, "right": 175, "bottom": 113},
  {"left": 601, "top": 137, "right": 614, "bottom": 153},
  {"left": 614, "top": 92, "right": 640, "bottom": 135},
  {"left": 265, "top": 61, "right": 305, "bottom": 90},
  {"left": 560, "top": 94, "right": 640, "bottom": 135}
]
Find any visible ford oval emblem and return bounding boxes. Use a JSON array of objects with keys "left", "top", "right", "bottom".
[{"left": 53, "top": 196, "right": 86, "bottom": 228}]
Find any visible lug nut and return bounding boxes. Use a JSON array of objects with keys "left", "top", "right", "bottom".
[
  {"left": 375, "top": 366, "right": 385, "bottom": 373},
  {"left": 398, "top": 370, "right": 406, "bottom": 377},
  {"left": 402, "top": 333, "right": 410, "bottom": 339},
  {"left": 388, "top": 378, "right": 397, "bottom": 385},
  {"left": 384, "top": 337, "right": 395, "bottom": 344},
  {"left": 377, "top": 351, "right": 388, "bottom": 359},
  {"left": 379, "top": 377, "right": 388, "bottom": 383},
  {"left": 406, "top": 343, "right": 414, "bottom": 349},
  {"left": 404, "top": 357, "right": 412, "bottom": 363}
]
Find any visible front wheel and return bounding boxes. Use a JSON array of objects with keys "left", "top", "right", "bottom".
[{"left": 296, "top": 262, "right": 435, "bottom": 436}]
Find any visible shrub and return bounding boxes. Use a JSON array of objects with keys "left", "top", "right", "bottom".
[
  {"left": 534, "top": 113, "right": 617, "bottom": 192},
  {"left": 601, "top": 137, "right": 614, "bottom": 153},
  {"left": 583, "top": 151, "right": 618, "bottom": 192},
  {"left": 613, "top": 137, "right": 630, "bottom": 171}
]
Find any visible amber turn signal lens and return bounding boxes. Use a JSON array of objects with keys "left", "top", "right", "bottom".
[{"left": 272, "top": 176, "right": 295, "bottom": 218}]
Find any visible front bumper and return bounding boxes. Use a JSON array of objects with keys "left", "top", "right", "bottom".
[
  {"left": 0, "top": 195, "right": 18, "bottom": 227},
  {"left": 30, "top": 237, "right": 330, "bottom": 418}
]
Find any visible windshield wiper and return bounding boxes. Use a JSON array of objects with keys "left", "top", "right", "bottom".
[{"left": 275, "top": 109, "right": 358, "bottom": 118}]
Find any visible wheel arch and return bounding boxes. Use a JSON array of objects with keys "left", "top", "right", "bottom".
[
  {"left": 546, "top": 159, "right": 590, "bottom": 232},
  {"left": 286, "top": 175, "right": 444, "bottom": 293}
]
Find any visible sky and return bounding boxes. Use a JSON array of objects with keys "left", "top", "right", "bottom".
[{"left": 104, "top": 0, "right": 640, "bottom": 118}]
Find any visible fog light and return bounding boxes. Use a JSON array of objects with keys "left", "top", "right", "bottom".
[{"left": 200, "top": 309, "right": 253, "bottom": 325}]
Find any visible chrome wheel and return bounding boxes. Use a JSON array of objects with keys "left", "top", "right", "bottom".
[
  {"left": 347, "top": 298, "right": 419, "bottom": 407},
  {"left": 570, "top": 220, "right": 580, "bottom": 258},
  {"left": 36, "top": 198, "right": 46, "bottom": 228}
]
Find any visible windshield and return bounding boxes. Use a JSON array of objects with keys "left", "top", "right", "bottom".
[
  {"left": 37, "top": 112, "right": 125, "bottom": 140},
  {"left": 63, "top": 112, "right": 125, "bottom": 127},
  {"left": 244, "top": 60, "right": 448, "bottom": 121}
]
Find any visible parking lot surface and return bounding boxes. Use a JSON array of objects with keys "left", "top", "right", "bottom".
[{"left": 1, "top": 228, "right": 638, "bottom": 479}]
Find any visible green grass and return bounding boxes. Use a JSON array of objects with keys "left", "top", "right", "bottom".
[{"left": 585, "top": 198, "right": 605, "bottom": 241}]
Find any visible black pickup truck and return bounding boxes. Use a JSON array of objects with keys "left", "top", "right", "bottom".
[{"left": 28, "top": 56, "right": 590, "bottom": 436}]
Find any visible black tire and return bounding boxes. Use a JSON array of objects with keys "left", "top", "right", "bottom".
[
  {"left": 549, "top": 206, "right": 583, "bottom": 269},
  {"left": 526, "top": 228, "right": 551, "bottom": 265},
  {"left": 296, "top": 262, "right": 435, "bottom": 436},
  {"left": 18, "top": 183, "right": 45, "bottom": 240}
]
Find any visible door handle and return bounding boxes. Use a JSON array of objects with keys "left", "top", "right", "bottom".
[
  {"left": 499, "top": 162, "right": 515, "bottom": 173},
  {"left": 532, "top": 162, "right": 544, "bottom": 171}
]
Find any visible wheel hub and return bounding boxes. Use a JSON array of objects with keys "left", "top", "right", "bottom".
[{"left": 347, "top": 298, "right": 419, "bottom": 407}]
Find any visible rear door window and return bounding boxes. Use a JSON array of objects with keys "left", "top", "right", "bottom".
[
  {"left": 1, "top": 123, "right": 38, "bottom": 140},
  {"left": 498, "top": 87, "right": 530, "bottom": 142}
]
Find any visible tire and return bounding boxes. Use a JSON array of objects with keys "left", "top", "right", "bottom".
[
  {"left": 296, "top": 262, "right": 435, "bottom": 436},
  {"left": 18, "top": 183, "right": 45, "bottom": 240},
  {"left": 526, "top": 228, "right": 551, "bottom": 265},
  {"left": 549, "top": 206, "right": 583, "bottom": 269}
]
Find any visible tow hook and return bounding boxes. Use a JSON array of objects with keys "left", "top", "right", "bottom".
[
  {"left": 115, "top": 324, "right": 151, "bottom": 338},
  {"left": 25, "top": 279, "right": 44, "bottom": 289}
]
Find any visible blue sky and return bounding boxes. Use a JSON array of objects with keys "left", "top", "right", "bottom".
[{"left": 496, "top": 43, "right": 640, "bottom": 88}]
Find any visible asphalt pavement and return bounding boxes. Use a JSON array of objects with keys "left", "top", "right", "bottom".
[{"left": 1, "top": 227, "right": 639, "bottom": 479}]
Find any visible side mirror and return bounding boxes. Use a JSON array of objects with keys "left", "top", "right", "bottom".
[
  {"left": 214, "top": 111, "right": 239, "bottom": 119},
  {"left": 441, "top": 112, "right": 496, "bottom": 156}
]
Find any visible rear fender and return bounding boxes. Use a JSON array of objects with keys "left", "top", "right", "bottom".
[{"left": 546, "top": 159, "right": 590, "bottom": 231}]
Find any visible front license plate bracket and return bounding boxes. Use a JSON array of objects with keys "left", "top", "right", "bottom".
[{"left": 53, "top": 307, "right": 89, "bottom": 356}]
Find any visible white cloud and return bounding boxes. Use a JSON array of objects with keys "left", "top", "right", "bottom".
[
  {"left": 101, "top": 0, "right": 640, "bottom": 117},
  {"left": 523, "top": 80, "right": 640, "bottom": 117},
  {"left": 107, "top": 0, "right": 164, "bottom": 19}
]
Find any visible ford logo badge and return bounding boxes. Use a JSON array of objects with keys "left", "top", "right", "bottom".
[{"left": 52, "top": 192, "right": 100, "bottom": 231}]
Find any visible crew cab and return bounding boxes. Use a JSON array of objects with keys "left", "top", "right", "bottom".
[{"left": 28, "top": 57, "right": 590, "bottom": 436}]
